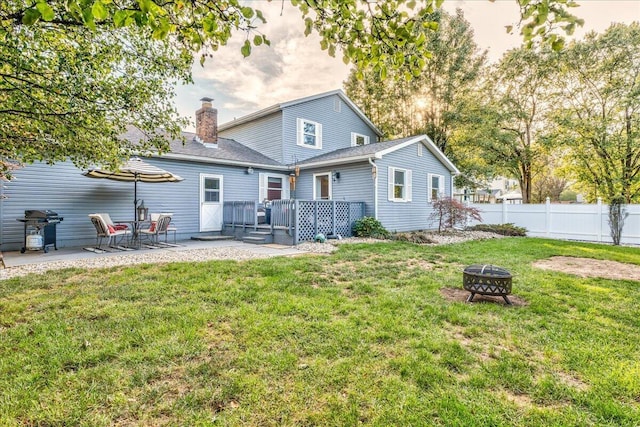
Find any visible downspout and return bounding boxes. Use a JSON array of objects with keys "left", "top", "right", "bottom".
[{"left": 368, "top": 157, "right": 378, "bottom": 219}]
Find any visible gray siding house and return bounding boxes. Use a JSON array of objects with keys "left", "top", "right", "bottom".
[{"left": 0, "top": 90, "right": 458, "bottom": 251}]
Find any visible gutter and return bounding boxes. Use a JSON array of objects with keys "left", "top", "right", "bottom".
[
  {"left": 368, "top": 157, "right": 378, "bottom": 219},
  {"left": 298, "top": 153, "right": 382, "bottom": 170},
  {"left": 155, "top": 152, "right": 290, "bottom": 172}
]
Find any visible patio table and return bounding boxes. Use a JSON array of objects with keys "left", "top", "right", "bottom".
[{"left": 113, "top": 219, "right": 149, "bottom": 249}]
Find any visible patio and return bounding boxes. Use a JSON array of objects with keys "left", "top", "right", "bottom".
[{"left": 0, "top": 237, "right": 306, "bottom": 280}]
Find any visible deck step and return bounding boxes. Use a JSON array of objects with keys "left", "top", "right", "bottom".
[{"left": 243, "top": 231, "right": 274, "bottom": 245}]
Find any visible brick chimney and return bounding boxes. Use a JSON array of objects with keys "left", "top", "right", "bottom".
[{"left": 195, "top": 97, "right": 218, "bottom": 146}]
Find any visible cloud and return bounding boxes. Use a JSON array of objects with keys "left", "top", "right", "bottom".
[
  {"left": 175, "top": 0, "right": 640, "bottom": 129},
  {"left": 175, "top": 2, "right": 350, "bottom": 128}
]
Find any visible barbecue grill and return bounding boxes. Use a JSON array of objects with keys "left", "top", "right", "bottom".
[{"left": 16, "top": 210, "right": 63, "bottom": 253}]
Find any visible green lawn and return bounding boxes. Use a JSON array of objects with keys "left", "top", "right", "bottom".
[{"left": 1, "top": 238, "right": 639, "bottom": 426}]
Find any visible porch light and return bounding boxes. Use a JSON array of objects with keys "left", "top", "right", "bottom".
[
  {"left": 246, "top": 167, "right": 254, "bottom": 175},
  {"left": 332, "top": 171, "right": 340, "bottom": 182}
]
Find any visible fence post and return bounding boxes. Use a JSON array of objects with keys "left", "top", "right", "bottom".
[
  {"left": 501, "top": 200, "right": 508, "bottom": 224},
  {"left": 313, "top": 201, "right": 318, "bottom": 237},
  {"left": 597, "top": 197, "right": 603, "bottom": 242},
  {"left": 545, "top": 197, "right": 551, "bottom": 237},
  {"left": 293, "top": 199, "right": 299, "bottom": 244},
  {"left": 332, "top": 201, "right": 337, "bottom": 237}
]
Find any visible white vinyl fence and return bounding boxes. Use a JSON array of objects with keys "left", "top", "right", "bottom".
[{"left": 468, "top": 198, "right": 640, "bottom": 246}]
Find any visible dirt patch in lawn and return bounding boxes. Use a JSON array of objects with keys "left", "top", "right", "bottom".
[
  {"left": 440, "top": 287, "right": 528, "bottom": 306},
  {"left": 533, "top": 256, "right": 640, "bottom": 282}
]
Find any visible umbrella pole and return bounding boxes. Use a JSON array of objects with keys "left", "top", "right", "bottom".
[{"left": 134, "top": 178, "right": 138, "bottom": 222}]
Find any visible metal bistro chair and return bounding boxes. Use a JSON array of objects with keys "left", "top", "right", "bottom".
[
  {"left": 88, "top": 214, "right": 131, "bottom": 249},
  {"left": 138, "top": 213, "right": 172, "bottom": 246}
]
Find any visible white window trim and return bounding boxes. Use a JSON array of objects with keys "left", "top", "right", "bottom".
[
  {"left": 388, "top": 167, "right": 412, "bottom": 203},
  {"left": 259, "top": 173, "right": 290, "bottom": 202},
  {"left": 351, "top": 132, "right": 370, "bottom": 147},
  {"left": 428, "top": 173, "right": 446, "bottom": 202},
  {"left": 296, "top": 118, "right": 323, "bottom": 149},
  {"left": 312, "top": 172, "right": 332, "bottom": 200},
  {"left": 417, "top": 143, "right": 423, "bottom": 157}
]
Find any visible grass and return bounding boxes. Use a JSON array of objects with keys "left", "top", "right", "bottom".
[{"left": 0, "top": 237, "right": 639, "bottom": 426}]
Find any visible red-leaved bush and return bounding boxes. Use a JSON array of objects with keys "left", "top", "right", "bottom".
[{"left": 428, "top": 197, "right": 482, "bottom": 232}]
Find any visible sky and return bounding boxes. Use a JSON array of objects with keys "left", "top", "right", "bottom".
[{"left": 174, "top": 0, "right": 640, "bottom": 129}]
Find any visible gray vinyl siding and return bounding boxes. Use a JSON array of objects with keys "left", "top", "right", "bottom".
[
  {"left": 0, "top": 159, "right": 274, "bottom": 251},
  {"left": 376, "top": 142, "right": 452, "bottom": 232},
  {"left": 294, "top": 162, "right": 375, "bottom": 216},
  {"left": 218, "top": 111, "right": 284, "bottom": 163},
  {"left": 282, "top": 94, "right": 379, "bottom": 164}
]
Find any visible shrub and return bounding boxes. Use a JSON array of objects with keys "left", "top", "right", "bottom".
[
  {"left": 428, "top": 197, "right": 482, "bottom": 232},
  {"left": 466, "top": 223, "right": 527, "bottom": 237},
  {"left": 353, "top": 216, "right": 390, "bottom": 238}
]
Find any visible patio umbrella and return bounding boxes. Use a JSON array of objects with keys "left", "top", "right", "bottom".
[{"left": 83, "top": 157, "right": 184, "bottom": 221}]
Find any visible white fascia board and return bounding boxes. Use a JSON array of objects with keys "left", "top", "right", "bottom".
[
  {"left": 155, "top": 153, "right": 289, "bottom": 171},
  {"left": 218, "top": 105, "right": 282, "bottom": 131},
  {"left": 281, "top": 89, "right": 383, "bottom": 137},
  {"left": 219, "top": 89, "right": 383, "bottom": 137},
  {"left": 376, "top": 135, "right": 460, "bottom": 174},
  {"left": 297, "top": 153, "right": 382, "bottom": 170}
]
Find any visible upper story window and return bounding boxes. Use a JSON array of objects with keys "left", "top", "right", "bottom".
[
  {"left": 428, "top": 173, "right": 445, "bottom": 201},
  {"left": 388, "top": 167, "right": 412, "bottom": 202},
  {"left": 351, "top": 132, "right": 370, "bottom": 147},
  {"left": 417, "top": 143, "right": 423, "bottom": 157},
  {"left": 297, "top": 118, "right": 322, "bottom": 149},
  {"left": 334, "top": 98, "right": 342, "bottom": 112}
]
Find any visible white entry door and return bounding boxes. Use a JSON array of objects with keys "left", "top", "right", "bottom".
[{"left": 200, "top": 174, "right": 223, "bottom": 231}]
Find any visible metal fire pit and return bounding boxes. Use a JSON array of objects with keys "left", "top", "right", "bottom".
[{"left": 463, "top": 264, "right": 512, "bottom": 305}]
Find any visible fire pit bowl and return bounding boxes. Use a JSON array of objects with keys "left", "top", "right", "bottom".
[{"left": 463, "top": 264, "right": 512, "bottom": 305}]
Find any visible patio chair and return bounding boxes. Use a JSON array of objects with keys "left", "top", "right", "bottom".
[
  {"left": 95, "top": 213, "right": 130, "bottom": 232},
  {"left": 147, "top": 213, "right": 177, "bottom": 244},
  {"left": 139, "top": 213, "right": 172, "bottom": 246},
  {"left": 88, "top": 214, "right": 131, "bottom": 249}
]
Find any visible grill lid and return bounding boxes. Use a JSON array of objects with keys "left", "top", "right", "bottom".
[{"left": 25, "top": 209, "right": 60, "bottom": 218}]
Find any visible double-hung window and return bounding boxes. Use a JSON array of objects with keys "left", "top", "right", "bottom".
[
  {"left": 297, "top": 118, "right": 322, "bottom": 149},
  {"left": 428, "top": 173, "right": 445, "bottom": 201},
  {"left": 259, "top": 173, "right": 290, "bottom": 201},
  {"left": 351, "top": 132, "right": 370, "bottom": 147},
  {"left": 388, "top": 167, "right": 412, "bottom": 202}
]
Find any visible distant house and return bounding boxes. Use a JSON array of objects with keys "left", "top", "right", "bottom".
[{"left": 0, "top": 90, "right": 459, "bottom": 250}]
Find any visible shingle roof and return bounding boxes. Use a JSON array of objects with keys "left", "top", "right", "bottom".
[
  {"left": 123, "top": 126, "right": 284, "bottom": 168},
  {"left": 297, "top": 136, "right": 418, "bottom": 165}
]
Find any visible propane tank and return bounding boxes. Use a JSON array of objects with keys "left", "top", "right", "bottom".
[{"left": 26, "top": 231, "right": 44, "bottom": 250}]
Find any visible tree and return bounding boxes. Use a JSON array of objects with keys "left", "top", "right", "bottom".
[
  {"left": 549, "top": 23, "right": 640, "bottom": 203},
  {"left": 453, "top": 47, "right": 556, "bottom": 203},
  {"left": 344, "top": 8, "right": 487, "bottom": 154},
  {"left": 1, "top": 0, "right": 582, "bottom": 180},
  {"left": 0, "top": 23, "right": 192, "bottom": 178}
]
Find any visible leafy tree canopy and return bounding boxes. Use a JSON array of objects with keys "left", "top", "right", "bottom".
[{"left": 0, "top": 0, "right": 583, "bottom": 179}]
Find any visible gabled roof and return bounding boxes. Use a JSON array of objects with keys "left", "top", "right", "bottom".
[
  {"left": 218, "top": 89, "right": 383, "bottom": 137},
  {"left": 123, "top": 126, "right": 286, "bottom": 170},
  {"left": 296, "top": 135, "right": 460, "bottom": 174}
]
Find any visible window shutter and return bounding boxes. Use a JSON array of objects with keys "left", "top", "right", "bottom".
[
  {"left": 439, "top": 174, "right": 445, "bottom": 197},
  {"left": 406, "top": 170, "right": 413, "bottom": 202},
  {"left": 296, "top": 118, "right": 303, "bottom": 146},
  {"left": 388, "top": 167, "right": 395, "bottom": 201},
  {"left": 427, "top": 174, "right": 433, "bottom": 202},
  {"left": 317, "top": 123, "right": 323, "bottom": 149},
  {"left": 259, "top": 173, "right": 266, "bottom": 201}
]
